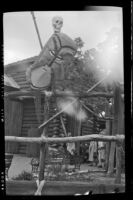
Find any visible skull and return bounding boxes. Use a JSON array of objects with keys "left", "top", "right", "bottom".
[{"left": 52, "top": 16, "right": 63, "bottom": 33}]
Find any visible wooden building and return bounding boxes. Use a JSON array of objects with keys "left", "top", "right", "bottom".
[{"left": 4, "top": 56, "right": 107, "bottom": 156}]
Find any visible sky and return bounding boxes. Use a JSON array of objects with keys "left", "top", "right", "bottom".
[{"left": 3, "top": 10, "right": 123, "bottom": 65}]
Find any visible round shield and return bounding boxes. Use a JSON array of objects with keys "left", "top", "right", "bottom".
[{"left": 30, "top": 65, "right": 51, "bottom": 90}]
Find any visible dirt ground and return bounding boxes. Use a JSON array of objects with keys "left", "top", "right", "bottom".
[
  {"left": 8, "top": 154, "right": 103, "bottom": 179},
  {"left": 7, "top": 154, "right": 125, "bottom": 187},
  {"left": 6, "top": 180, "right": 125, "bottom": 195}
]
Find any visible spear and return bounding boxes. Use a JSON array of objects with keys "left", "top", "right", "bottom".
[{"left": 31, "top": 11, "right": 43, "bottom": 50}]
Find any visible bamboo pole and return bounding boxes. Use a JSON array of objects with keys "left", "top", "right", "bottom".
[{"left": 5, "top": 134, "right": 125, "bottom": 144}]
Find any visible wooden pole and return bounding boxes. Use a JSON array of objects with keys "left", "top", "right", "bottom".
[
  {"left": 75, "top": 106, "right": 81, "bottom": 160},
  {"left": 115, "top": 83, "right": 123, "bottom": 184},
  {"left": 115, "top": 143, "right": 122, "bottom": 183},
  {"left": 38, "top": 96, "right": 49, "bottom": 183},
  {"left": 87, "top": 75, "right": 109, "bottom": 93},
  {"left": 39, "top": 99, "right": 77, "bottom": 129},
  {"left": 60, "top": 115, "right": 67, "bottom": 136},
  {"left": 31, "top": 12, "right": 43, "bottom": 50},
  {"left": 105, "top": 99, "right": 112, "bottom": 171},
  {"left": 107, "top": 141, "right": 116, "bottom": 176},
  {"left": 80, "top": 101, "right": 113, "bottom": 121},
  {"left": 107, "top": 92, "right": 116, "bottom": 176},
  {"left": 4, "top": 90, "right": 115, "bottom": 99},
  {"left": 5, "top": 134, "right": 125, "bottom": 144},
  {"left": 34, "top": 91, "right": 42, "bottom": 124},
  {"left": 107, "top": 83, "right": 123, "bottom": 183}
]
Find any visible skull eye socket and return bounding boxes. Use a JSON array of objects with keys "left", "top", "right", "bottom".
[{"left": 56, "top": 20, "right": 59, "bottom": 23}]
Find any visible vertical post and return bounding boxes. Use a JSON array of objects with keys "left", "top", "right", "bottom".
[
  {"left": 60, "top": 115, "right": 67, "bottom": 136},
  {"left": 93, "top": 116, "right": 96, "bottom": 134},
  {"left": 105, "top": 99, "right": 112, "bottom": 171},
  {"left": 76, "top": 118, "right": 81, "bottom": 155},
  {"left": 107, "top": 142, "right": 116, "bottom": 176},
  {"left": 115, "top": 143, "right": 122, "bottom": 183},
  {"left": 107, "top": 83, "right": 123, "bottom": 183},
  {"left": 67, "top": 108, "right": 81, "bottom": 168},
  {"left": 39, "top": 142, "right": 48, "bottom": 182},
  {"left": 34, "top": 91, "right": 42, "bottom": 125},
  {"left": 30, "top": 12, "right": 45, "bottom": 178},
  {"left": 107, "top": 87, "right": 117, "bottom": 176},
  {"left": 38, "top": 96, "right": 49, "bottom": 182},
  {"left": 72, "top": 116, "right": 81, "bottom": 169},
  {"left": 76, "top": 106, "right": 82, "bottom": 156},
  {"left": 115, "top": 83, "right": 123, "bottom": 183}
]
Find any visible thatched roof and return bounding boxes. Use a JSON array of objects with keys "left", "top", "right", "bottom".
[
  {"left": 4, "top": 74, "right": 20, "bottom": 91},
  {"left": 4, "top": 56, "right": 37, "bottom": 91},
  {"left": 4, "top": 56, "right": 37, "bottom": 70}
]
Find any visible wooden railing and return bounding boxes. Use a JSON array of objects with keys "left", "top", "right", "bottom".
[
  {"left": 5, "top": 134, "right": 124, "bottom": 144},
  {"left": 5, "top": 134, "right": 125, "bottom": 184}
]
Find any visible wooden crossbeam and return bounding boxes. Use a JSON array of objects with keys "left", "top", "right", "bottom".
[
  {"left": 4, "top": 90, "right": 115, "bottom": 99},
  {"left": 5, "top": 134, "right": 124, "bottom": 144},
  {"left": 38, "top": 99, "right": 77, "bottom": 129}
]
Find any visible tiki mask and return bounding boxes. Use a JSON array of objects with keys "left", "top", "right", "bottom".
[{"left": 52, "top": 16, "right": 63, "bottom": 33}]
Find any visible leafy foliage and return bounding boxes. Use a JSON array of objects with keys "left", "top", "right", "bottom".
[
  {"left": 74, "top": 37, "right": 84, "bottom": 49},
  {"left": 84, "top": 27, "right": 123, "bottom": 85},
  {"left": 72, "top": 29, "right": 122, "bottom": 118},
  {"left": 74, "top": 37, "right": 84, "bottom": 60}
]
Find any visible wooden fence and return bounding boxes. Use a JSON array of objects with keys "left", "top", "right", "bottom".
[{"left": 5, "top": 134, "right": 124, "bottom": 184}]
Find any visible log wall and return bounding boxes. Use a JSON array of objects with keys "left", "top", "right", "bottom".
[
  {"left": 4, "top": 59, "right": 108, "bottom": 156},
  {"left": 18, "top": 99, "right": 42, "bottom": 155},
  {"left": 5, "top": 98, "right": 23, "bottom": 153}
]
